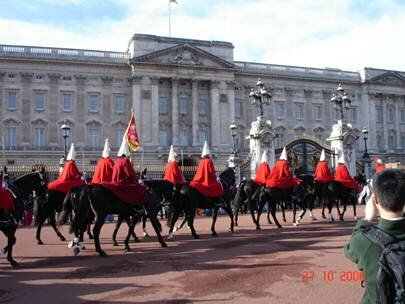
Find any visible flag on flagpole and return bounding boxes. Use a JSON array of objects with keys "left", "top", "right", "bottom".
[
  {"left": 169, "top": 0, "right": 177, "bottom": 3},
  {"left": 124, "top": 109, "right": 141, "bottom": 152}
]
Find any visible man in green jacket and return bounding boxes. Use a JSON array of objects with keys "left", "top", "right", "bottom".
[{"left": 344, "top": 169, "right": 405, "bottom": 304}]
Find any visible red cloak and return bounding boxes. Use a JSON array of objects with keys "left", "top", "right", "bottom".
[
  {"left": 334, "top": 163, "right": 360, "bottom": 191},
  {"left": 266, "top": 160, "right": 300, "bottom": 189},
  {"left": 254, "top": 163, "right": 271, "bottom": 186},
  {"left": 0, "top": 179, "right": 15, "bottom": 211},
  {"left": 91, "top": 158, "right": 114, "bottom": 184},
  {"left": 314, "top": 161, "right": 334, "bottom": 183},
  {"left": 48, "top": 160, "right": 86, "bottom": 193},
  {"left": 189, "top": 158, "right": 224, "bottom": 197},
  {"left": 163, "top": 161, "right": 185, "bottom": 185},
  {"left": 102, "top": 157, "right": 149, "bottom": 205},
  {"left": 375, "top": 163, "right": 385, "bottom": 173}
]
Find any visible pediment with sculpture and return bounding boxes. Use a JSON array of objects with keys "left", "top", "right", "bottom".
[
  {"left": 369, "top": 71, "right": 405, "bottom": 86},
  {"left": 131, "top": 43, "right": 235, "bottom": 69}
]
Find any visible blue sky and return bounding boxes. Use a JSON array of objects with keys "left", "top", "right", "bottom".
[{"left": 1, "top": 0, "right": 405, "bottom": 71}]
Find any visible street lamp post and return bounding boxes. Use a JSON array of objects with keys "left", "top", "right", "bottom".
[
  {"left": 61, "top": 124, "right": 71, "bottom": 160},
  {"left": 249, "top": 78, "right": 272, "bottom": 117},
  {"left": 330, "top": 83, "right": 351, "bottom": 121},
  {"left": 229, "top": 121, "right": 238, "bottom": 155},
  {"left": 362, "top": 128, "right": 371, "bottom": 178},
  {"left": 228, "top": 121, "right": 240, "bottom": 182}
]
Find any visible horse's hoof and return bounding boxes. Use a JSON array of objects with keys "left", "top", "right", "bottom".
[
  {"left": 256, "top": 226, "right": 261, "bottom": 230},
  {"left": 9, "top": 259, "right": 19, "bottom": 267},
  {"left": 277, "top": 225, "right": 282, "bottom": 229},
  {"left": 59, "top": 236, "right": 66, "bottom": 242},
  {"left": 211, "top": 232, "right": 218, "bottom": 237},
  {"left": 354, "top": 216, "right": 358, "bottom": 220},
  {"left": 173, "top": 226, "right": 178, "bottom": 232},
  {"left": 68, "top": 240, "right": 74, "bottom": 248},
  {"left": 37, "top": 240, "right": 44, "bottom": 245},
  {"left": 194, "top": 235, "right": 200, "bottom": 239},
  {"left": 98, "top": 250, "right": 107, "bottom": 257},
  {"left": 125, "top": 247, "right": 131, "bottom": 252},
  {"left": 143, "top": 232, "right": 150, "bottom": 238},
  {"left": 161, "top": 242, "right": 168, "bottom": 248},
  {"left": 73, "top": 247, "right": 80, "bottom": 256},
  {"left": 322, "top": 215, "right": 326, "bottom": 219},
  {"left": 112, "top": 241, "right": 118, "bottom": 247},
  {"left": 134, "top": 237, "right": 140, "bottom": 243},
  {"left": 312, "top": 217, "right": 317, "bottom": 221},
  {"left": 293, "top": 222, "right": 298, "bottom": 227},
  {"left": 88, "top": 235, "right": 94, "bottom": 240}
]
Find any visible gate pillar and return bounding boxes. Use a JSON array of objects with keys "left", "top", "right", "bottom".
[
  {"left": 248, "top": 116, "right": 275, "bottom": 179},
  {"left": 327, "top": 120, "right": 359, "bottom": 176}
]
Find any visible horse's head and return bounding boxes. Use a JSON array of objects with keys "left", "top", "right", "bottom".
[
  {"left": 13, "top": 171, "right": 48, "bottom": 197},
  {"left": 140, "top": 168, "right": 148, "bottom": 181}
]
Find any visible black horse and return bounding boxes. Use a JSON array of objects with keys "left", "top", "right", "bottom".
[
  {"left": 58, "top": 184, "right": 167, "bottom": 256},
  {"left": 167, "top": 167, "right": 236, "bottom": 240},
  {"left": 111, "top": 169, "right": 174, "bottom": 244},
  {"left": 327, "top": 181, "right": 360, "bottom": 221},
  {"left": 35, "top": 186, "right": 84, "bottom": 245},
  {"left": 1, "top": 170, "right": 47, "bottom": 266},
  {"left": 232, "top": 180, "right": 261, "bottom": 227}
]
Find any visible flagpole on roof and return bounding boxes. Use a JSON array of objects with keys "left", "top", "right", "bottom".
[{"left": 169, "top": 0, "right": 177, "bottom": 37}]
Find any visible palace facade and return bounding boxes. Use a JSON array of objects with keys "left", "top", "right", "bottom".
[{"left": 1, "top": 34, "right": 405, "bottom": 168}]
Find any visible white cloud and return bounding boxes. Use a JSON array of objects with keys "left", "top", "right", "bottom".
[{"left": 1, "top": 0, "right": 405, "bottom": 71}]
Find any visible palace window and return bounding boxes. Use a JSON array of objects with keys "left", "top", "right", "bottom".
[
  {"left": 88, "top": 128, "right": 99, "bottom": 148},
  {"left": 295, "top": 103, "right": 304, "bottom": 120},
  {"left": 388, "top": 134, "right": 395, "bottom": 150},
  {"left": 350, "top": 107, "right": 357, "bottom": 122},
  {"left": 88, "top": 95, "right": 99, "bottom": 112},
  {"left": 34, "top": 93, "right": 45, "bottom": 110},
  {"left": 180, "top": 131, "right": 188, "bottom": 146},
  {"left": 199, "top": 98, "right": 207, "bottom": 115},
  {"left": 179, "top": 98, "right": 189, "bottom": 114},
  {"left": 388, "top": 108, "right": 395, "bottom": 123},
  {"left": 159, "top": 130, "right": 168, "bottom": 146},
  {"left": 276, "top": 103, "right": 284, "bottom": 119},
  {"left": 7, "top": 92, "right": 17, "bottom": 110},
  {"left": 114, "top": 95, "right": 125, "bottom": 113},
  {"left": 376, "top": 107, "right": 383, "bottom": 122},
  {"left": 199, "top": 130, "right": 207, "bottom": 146},
  {"left": 376, "top": 133, "right": 383, "bottom": 151},
  {"left": 63, "top": 94, "right": 73, "bottom": 112},
  {"left": 235, "top": 102, "right": 242, "bottom": 118},
  {"left": 5, "top": 127, "right": 16, "bottom": 148},
  {"left": 34, "top": 128, "right": 45, "bottom": 147},
  {"left": 159, "top": 98, "right": 168, "bottom": 114},
  {"left": 116, "top": 129, "right": 124, "bottom": 148},
  {"left": 313, "top": 104, "right": 322, "bottom": 120},
  {"left": 35, "top": 74, "right": 43, "bottom": 80},
  {"left": 115, "top": 78, "right": 124, "bottom": 85},
  {"left": 401, "top": 134, "right": 405, "bottom": 150},
  {"left": 401, "top": 109, "right": 405, "bottom": 123},
  {"left": 275, "top": 134, "right": 284, "bottom": 149}
]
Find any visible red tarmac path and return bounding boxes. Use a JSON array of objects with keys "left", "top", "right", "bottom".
[{"left": 1, "top": 206, "right": 365, "bottom": 304}]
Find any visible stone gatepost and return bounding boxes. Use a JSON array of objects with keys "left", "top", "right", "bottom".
[
  {"left": 327, "top": 120, "right": 359, "bottom": 176},
  {"left": 248, "top": 116, "right": 275, "bottom": 179}
]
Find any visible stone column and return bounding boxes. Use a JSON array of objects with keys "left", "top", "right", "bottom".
[
  {"left": 151, "top": 76, "right": 160, "bottom": 146},
  {"left": 381, "top": 95, "right": 388, "bottom": 151},
  {"left": 131, "top": 75, "right": 143, "bottom": 138},
  {"left": 227, "top": 80, "right": 236, "bottom": 146},
  {"left": 171, "top": 78, "right": 179, "bottom": 145},
  {"left": 192, "top": 79, "right": 199, "bottom": 146},
  {"left": 394, "top": 95, "right": 401, "bottom": 149},
  {"left": 210, "top": 80, "right": 220, "bottom": 147}
]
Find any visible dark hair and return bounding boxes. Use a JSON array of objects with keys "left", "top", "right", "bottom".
[{"left": 372, "top": 169, "right": 405, "bottom": 212}]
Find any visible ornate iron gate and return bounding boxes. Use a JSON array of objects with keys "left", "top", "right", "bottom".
[{"left": 275, "top": 136, "right": 333, "bottom": 175}]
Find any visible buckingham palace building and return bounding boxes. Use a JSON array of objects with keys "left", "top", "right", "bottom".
[{"left": 1, "top": 34, "right": 405, "bottom": 168}]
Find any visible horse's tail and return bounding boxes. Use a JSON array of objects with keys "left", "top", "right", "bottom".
[
  {"left": 57, "top": 190, "right": 74, "bottom": 226},
  {"left": 232, "top": 181, "right": 245, "bottom": 212},
  {"left": 166, "top": 184, "right": 180, "bottom": 227}
]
